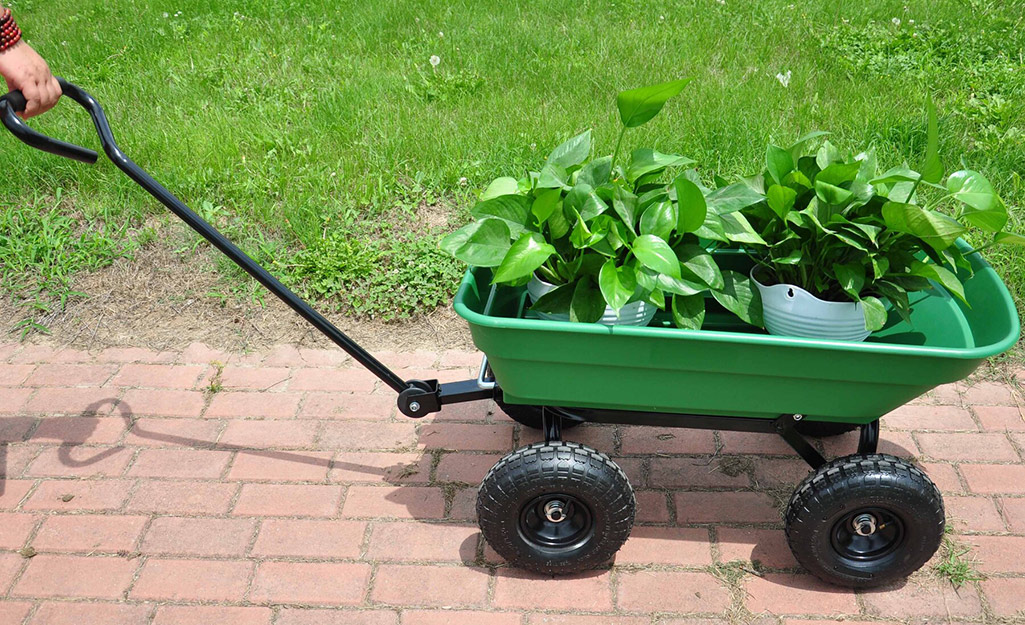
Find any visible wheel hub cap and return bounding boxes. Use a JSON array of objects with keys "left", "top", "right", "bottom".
[
  {"left": 853, "top": 513, "right": 877, "bottom": 536},
  {"left": 519, "top": 493, "right": 594, "bottom": 550},
  {"left": 544, "top": 500, "right": 567, "bottom": 523},
  {"left": 831, "top": 507, "right": 904, "bottom": 562}
]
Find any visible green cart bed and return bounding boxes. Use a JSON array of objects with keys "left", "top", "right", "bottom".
[{"left": 454, "top": 243, "right": 1020, "bottom": 425}]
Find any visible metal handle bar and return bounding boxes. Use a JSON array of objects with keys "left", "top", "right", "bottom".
[
  {"left": 0, "top": 80, "right": 98, "bottom": 163},
  {"left": 0, "top": 79, "right": 411, "bottom": 395}
]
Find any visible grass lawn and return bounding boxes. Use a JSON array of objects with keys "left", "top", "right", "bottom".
[{"left": 0, "top": 0, "right": 1022, "bottom": 336}]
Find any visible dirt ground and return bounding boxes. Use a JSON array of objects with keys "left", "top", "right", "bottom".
[{"left": 0, "top": 242, "right": 474, "bottom": 356}]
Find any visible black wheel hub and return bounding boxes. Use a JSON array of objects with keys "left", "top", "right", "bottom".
[
  {"left": 830, "top": 507, "right": 905, "bottom": 562},
  {"left": 518, "top": 493, "right": 593, "bottom": 550}
]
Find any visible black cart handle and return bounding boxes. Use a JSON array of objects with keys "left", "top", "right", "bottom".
[
  {"left": 0, "top": 78, "right": 419, "bottom": 399},
  {"left": 0, "top": 78, "right": 99, "bottom": 164}
]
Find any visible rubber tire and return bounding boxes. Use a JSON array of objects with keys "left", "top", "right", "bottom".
[
  {"left": 785, "top": 453, "right": 944, "bottom": 588},
  {"left": 794, "top": 420, "right": 860, "bottom": 437},
  {"left": 477, "top": 441, "right": 635, "bottom": 575},
  {"left": 494, "top": 399, "right": 582, "bottom": 431}
]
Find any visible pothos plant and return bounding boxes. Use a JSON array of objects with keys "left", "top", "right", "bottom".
[
  {"left": 734, "top": 97, "right": 1024, "bottom": 331},
  {"left": 441, "top": 79, "right": 762, "bottom": 329}
]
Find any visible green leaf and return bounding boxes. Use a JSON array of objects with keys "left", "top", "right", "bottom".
[
  {"left": 530, "top": 189, "right": 561, "bottom": 228},
  {"left": 963, "top": 198, "right": 1008, "bottom": 232},
  {"left": 788, "top": 130, "right": 831, "bottom": 158},
  {"left": 995, "top": 231, "right": 1025, "bottom": 246},
  {"left": 881, "top": 202, "right": 966, "bottom": 252},
  {"left": 492, "top": 232, "right": 556, "bottom": 283},
  {"left": 570, "top": 213, "right": 612, "bottom": 249},
  {"left": 843, "top": 219, "right": 882, "bottom": 245},
  {"left": 775, "top": 248, "right": 803, "bottom": 264},
  {"left": 634, "top": 264, "right": 657, "bottom": 291},
  {"left": 640, "top": 201, "right": 677, "bottom": 240},
  {"left": 632, "top": 234, "right": 680, "bottom": 278},
  {"left": 531, "top": 282, "right": 574, "bottom": 315},
  {"left": 720, "top": 211, "right": 767, "bottom": 245},
  {"left": 870, "top": 166, "right": 921, "bottom": 186},
  {"left": 646, "top": 287, "right": 666, "bottom": 310},
  {"left": 766, "top": 144, "right": 795, "bottom": 185},
  {"left": 548, "top": 204, "right": 572, "bottom": 239},
  {"left": 712, "top": 270, "right": 763, "bottom": 327},
  {"left": 673, "top": 176, "right": 707, "bottom": 233},
  {"left": 815, "top": 140, "right": 842, "bottom": 170},
  {"left": 766, "top": 184, "right": 797, "bottom": 219},
  {"left": 855, "top": 149, "right": 878, "bottom": 184},
  {"left": 440, "top": 218, "right": 512, "bottom": 267},
  {"left": 671, "top": 294, "right": 705, "bottom": 330},
  {"left": 870, "top": 255, "right": 890, "bottom": 280},
  {"left": 598, "top": 260, "right": 637, "bottom": 313},
  {"left": 537, "top": 163, "right": 570, "bottom": 189},
  {"left": 616, "top": 78, "right": 692, "bottom": 128},
  {"left": 547, "top": 130, "right": 592, "bottom": 168},
  {"left": 876, "top": 281, "right": 911, "bottom": 324},
  {"left": 481, "top": 177, "right": 519, "bottom": 200},
  {"left": 565, "top": 183, "right": 608, "bottom": 221},
  {"left": 656, "top": 273, "right": 706, "bottom": 296},
  {"left": 783, "top": 169, "right": 812, "bottom": 189},
  {"left": 578, "top": 156, "right": 612, "bottom": 188},
  {"left": 470, "top": 195, "right": 532, "bottom": 235},
  {"left": 946, "top": 170, "right": 998, "bottom": 211},
  {"left": 814, "top": 179, "right": 853, "bottom": 206},
  {"left": 625, "top": 148, "right": 695, "bottom": 182},
  {"left": 946, "top": 170, "right": 1006, "bottom": 232},
  {"left": 677, "top": 244, "right": 724, "bottom": 289},
  {"left": 612, "top": 186, "right": 639, "bottom": 236},
  {"left": 816, "top": 162, "right": 862, "bottom": 186},
  {"left": 570, "top": 279, "right": 606, "bottom": 323},
  {"left": 922, "top": 94, "right": 944, "bottom": 184},
  {"left": 695, "top": 213, "right": 728, "bottom": 242},
  {"left": 861, "top": 296, "right": 888, "bottom": 331},
  {"left": 910, "top": 260, "right": 967, "bottom": 304},
  {"left": 705, "top": 183, "right": 765, "bottom": 215},
  {"left": 833, "top": 263, "right": 865, "bottom": 300}
]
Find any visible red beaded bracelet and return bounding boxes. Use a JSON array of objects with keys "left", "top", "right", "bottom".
[{"left": 0, "top": 8, "right": 21, "bottom": 53}]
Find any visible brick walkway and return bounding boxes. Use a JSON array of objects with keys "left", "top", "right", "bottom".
[{"left": 0, "top": 340, "right": 1023, "bottom": 624}]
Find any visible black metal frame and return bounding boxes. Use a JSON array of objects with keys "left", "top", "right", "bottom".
[{"left": 0, "top": 80, "right": 882, "bottom": 470}]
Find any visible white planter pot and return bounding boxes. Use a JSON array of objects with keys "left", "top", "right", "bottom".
[
  {"left": 752, "top": 269, "right": 872, "bottom": 342},
  {"left": 527, "top": 275, "right": 657, "bottom": 327}
]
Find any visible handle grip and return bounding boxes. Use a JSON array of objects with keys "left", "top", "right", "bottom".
[
  {"left": 0, "top": 81, "right": 99, "bottom": 164},
  {"left": 1, "top": 90, "right": 27, "bottom": 113}
]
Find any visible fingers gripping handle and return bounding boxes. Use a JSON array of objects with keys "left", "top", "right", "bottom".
[{"left": 0, "top": 83, "right": 99, "bottom": 164}]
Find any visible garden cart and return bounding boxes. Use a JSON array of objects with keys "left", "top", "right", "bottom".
[{"left": 2, "top": 80, "right": 1019, "bottom": 588}]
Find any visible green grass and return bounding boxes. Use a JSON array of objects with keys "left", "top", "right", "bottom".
[
  {"left": 0, "top": 0, "right": 1022, "bottom": 329},
  {"left": 0, "top": 188, "right": 143, "bottom": 335},
  {"left": 933, "top": 532, "right": 984, "bottom": 589}
]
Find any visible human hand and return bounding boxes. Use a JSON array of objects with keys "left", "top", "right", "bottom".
[{"left": 0, "top": 41, "right": 60, "bottom": 118}]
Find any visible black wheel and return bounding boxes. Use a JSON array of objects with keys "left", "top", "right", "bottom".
[
  {"left": 494, "top": 398, "right": 582, "bottom": 431},
  {"left": 794, "top": 420, "right": 859, "bottom": 437},
  {"left": 785, "top": 453, "right": 944, "bottom": 588},
  {"left": 477, "top": 441, "right": 635, "bottom": 574}
]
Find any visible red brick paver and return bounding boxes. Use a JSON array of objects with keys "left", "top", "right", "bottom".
[{"left": 0, "top": 340, "right": 1020, "bottom": 622}]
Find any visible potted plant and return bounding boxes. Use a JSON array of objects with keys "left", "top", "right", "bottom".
[
  {"left": 727, "top": 99, "right": 1024, "bottom": 340},
  {"left": 442, "top": 80, "right": 762, "bottom": 328}
]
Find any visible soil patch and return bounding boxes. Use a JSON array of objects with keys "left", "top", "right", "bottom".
[{"left": 0, "top": 241, "right": 474, "bottom": 355}]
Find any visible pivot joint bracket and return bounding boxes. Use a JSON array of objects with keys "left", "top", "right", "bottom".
[
  {"left": 774, "top": 414, "right": 827, "bottom": 469},
  {"left": 397, "top": 379, "right": 441, "bottom": 418}
]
